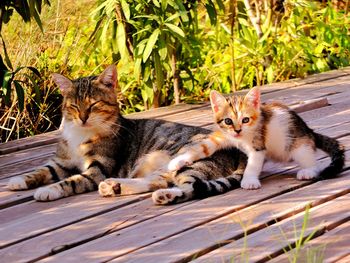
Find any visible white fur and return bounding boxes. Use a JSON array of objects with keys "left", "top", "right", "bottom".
[
  {"left": 152, "top": 188, "right": 183, "bottom": 205},
  {"left": 168, "top": 153, "right": 193, "bottom": 171},
  {"left": 291, "top": 145, "right": 319, "bottom": 180},
  {"left": 99, "top": 178, "right": 150, "bottom": 196},
  {"left": 8, "top": 177, "right": 28, "bottom": 190},
  {"left": 34, "top": 186, "right": 64, "bottom": 201},
  {"left": 264, "top": 107, "right": 291, "bottom": 162},
  {"left": 240, "top": 150, "right": 265, "bottom": 189}
]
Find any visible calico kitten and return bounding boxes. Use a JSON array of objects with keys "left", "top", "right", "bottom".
[
  {"left": 8, "top": 65, "right": 247, "bottom": 205},
  {"left": 168, "top": 87, "right": 345, "bottom": 189}
]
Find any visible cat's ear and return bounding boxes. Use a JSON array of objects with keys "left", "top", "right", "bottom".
[
  {"left": 98, "top": 64, "right": 118, "bottom": 88},
  {"left": 210, "top": 90, "right": 227, "bottom": 113},
  {"left": 52, "top": 73, "right": 73, "bottom": 95},
  {"left": 244, "top": 86, "right": 260, "bottom": 109}
]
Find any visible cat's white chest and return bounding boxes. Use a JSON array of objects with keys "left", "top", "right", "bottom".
[
  {"left": 62, "top": 122, "right": 95, "bottom": 170},
  {"left": 264, "top": 108, "right": 291, "bottom": 162}
]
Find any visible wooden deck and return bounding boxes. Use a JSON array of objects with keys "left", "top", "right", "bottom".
[{"left": 1, "top": 68, "right": 350, "bottom": 262}]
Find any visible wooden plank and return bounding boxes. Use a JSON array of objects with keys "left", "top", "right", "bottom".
[
  {"left": 0, "top": 131, "right": 59, "bottom": 155},
  {"left": 193, "top": 194, "right": 350, "bottom": 263},
  {"left": 0, "top": 155, "right": 52, "bottom": 180},
  {"left": 268, "top": 221, "right": 350, "bottom": 263},
  {"left": 0, "top": 144, "right": 56, "bottom": 168},
  {"left": 0, "top": 192, "right": 150, "bottom": 249},
  {"left": 335, "top": 254, "right": 350, "bottom": 263},
  {"left": 109, "top": 171, "right": 350, "bottom": 263},
  {"left": 0, "top": 198, "right": 191, "bottom": 262}
]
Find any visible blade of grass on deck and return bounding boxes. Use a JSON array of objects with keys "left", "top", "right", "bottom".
[
  {"left": 268, "top": 221, "right": 350, "bottom": 263},
  {"left": 193, "top": 194, "right": 350, "bottom": 263}
]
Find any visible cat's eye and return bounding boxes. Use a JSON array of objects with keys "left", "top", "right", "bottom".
[
  {"left": 70, "top": 104, "right": 79, "bottom": 111},
  {"left": 224, "top": 118, "right": 233, "bottom": 125},
  {"left": 242, "top": 117, "right": 250, "bottom": 124},
  {"left": 87, "top": 101, "right": 100, "bottom": 112}
]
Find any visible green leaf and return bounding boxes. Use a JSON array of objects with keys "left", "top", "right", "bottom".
[
  {"left": 117, "top": 23, "right": 127, "bottom": 60},
  {"left": 205, "top": 0, "right": 217, "bottom": 26},
  {"left": 27, "top": 66, "right": 41, "bottom": 77},
  {"left": 33, "top": 10, "right": 44, "bottom": 32},
  {"left": 0, "top": 36, "right": 13, "bottom": 70},
  {"left": 143, "top": 29, "right": 160, "bottom": 63},
  {"left": 153, "top": 51, "right": 164, "bottom": 93},
  {"left": 158, "top": 36, "right": 167, "bottom": 60},
  {"left": 24, "top": 73, "right": 41, "bottom": 104},
  {"left": 120, "top": 0, "right": 130, "bottom": 21},
  {"left": 164, "top": 23, "right": 185, "bottom": 38},
  {"left": 14, "top": 80, "right": 25, "bottom": 112},
  {"left": 2, "top": 71, "right": 13, "bottom": 106}
]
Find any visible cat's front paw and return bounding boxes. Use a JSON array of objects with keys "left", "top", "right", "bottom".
[
  {"left": 8, "top": 177, "right": 28, "bottom": 190},
  {"left": 168, "top": 153, "right": 193, "bottom": 171},
  {"left": 34, "top": 185, "right": 64, "bottom": 201},
  {"left": 98, "top": 179, "right": 121, "bottom": 197},
  {"left": 152, "top": 188, "right": 183, "bottom": 205},
  {"left": 240, "top": 177, "right": 261, "bottom": 190},
  {"left": 297, "top": 167, "right": 318, "bottom": 180}
]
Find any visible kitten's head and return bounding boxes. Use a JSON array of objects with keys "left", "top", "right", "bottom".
[
  {"left": 210, "top": 87, "right": 261, "bottom": 139},
  {"left": 52, "top": 65, "right": 119, "bottom": 132}
]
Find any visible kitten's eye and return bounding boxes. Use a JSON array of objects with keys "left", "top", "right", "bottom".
[
  {"left": 242, "top": 117, "right": 250, "bottom": 124},
  {"left": 224, "top": 118, "right": 233, "bottom": 125}
]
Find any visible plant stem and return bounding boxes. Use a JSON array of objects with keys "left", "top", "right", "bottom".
[{"left": 243, "top": 0, "right": 263, "bottom": 38}]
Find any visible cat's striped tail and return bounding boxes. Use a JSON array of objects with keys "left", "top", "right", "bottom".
[
  {"left": 152, "top": 173, "right": 241, "bottom": 205},
  {"left": 314, "top": 132, "right": 345, "bottom": 179}
]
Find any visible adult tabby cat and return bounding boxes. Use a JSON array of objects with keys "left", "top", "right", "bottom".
[
  {"left": 8, "top": 65, "right": 247, "bottom": 205},
  {"left": 168, "top": 88, "right": 345, "bottom": 189}
]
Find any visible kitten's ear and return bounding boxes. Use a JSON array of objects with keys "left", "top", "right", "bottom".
[
  {"left": 244, "top": 86, "right": 261, "bottom": 109},
  {"left": 52, "top": 73, "right": 73, "bottom": 95},
  {"left": 98, "top": 64, "right": 118, "bottom": 88},
  {"left": 210, "top": 90, "right": 227, "bottom": 113}
]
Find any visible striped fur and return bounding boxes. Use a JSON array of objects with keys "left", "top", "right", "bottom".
[
  {"left": 168, "top": 88, "right": 345, "bottom": 190},
  {"left": 8, "top": 65, "right": 246, "bottom": 204}
]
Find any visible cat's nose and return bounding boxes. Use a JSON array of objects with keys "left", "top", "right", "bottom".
[
  {"left": 79, "top": 114, "right": 89, "bottom": 124},
  {"left": 234, "top": 129, "right": 242, "bottom": 134}
]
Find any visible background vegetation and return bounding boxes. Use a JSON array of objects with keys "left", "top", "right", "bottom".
[{"left": 0, "top": 0, "right": 349, "bottom": 142}]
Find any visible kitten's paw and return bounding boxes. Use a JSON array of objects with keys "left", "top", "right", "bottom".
[
  {"left": 8, "top": 177, "right": 28, "bottom": 190},
  {"left": 34, "top": 185, "right": 64, "bottom": 201},
  {"left": 168, "top": 154, "right": 193, "bottom": 171},
  {"left": 152, "top": 188, "right": 183, "bottom": 205},
  {"left": 241, "top": 177, "right": 261, "bottom": 190},
  {"left": 98, "top": 179, "right": 121, "bottom": 197},
  {"left": 297, "top": 167, "right": 318, "bottom": 180}
]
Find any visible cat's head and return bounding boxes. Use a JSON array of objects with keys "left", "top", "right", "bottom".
[
  {"left": 210, "top": 87, "right": 261, "bottom": 139},
  {"left": 52, "top": 65, "right": 119, "bottom": 131}
]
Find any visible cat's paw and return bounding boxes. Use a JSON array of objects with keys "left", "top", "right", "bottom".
[
  {"left": 152, "top": 188, "right": 183, "bottom": 205},
  {"left": 297, "top": 167, "right": 318, "bottom": 180},
  {"left": 34, "top": 185, "right": 64, "bottom": 201},
  {"left": 240, "top": 177, "right": 261, "bottom": 190},
  {"left": 8, "top": 177, "right": 28, "bottom": 190},
  {"left": 98, "top": 179, "right": 121, "bottom": 197},
  {"left": 168, "top": 153, "right": 193, "bottom": 171}
]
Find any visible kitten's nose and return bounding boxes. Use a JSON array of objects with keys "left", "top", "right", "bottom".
[{"left": 234, "top": 129, "right": 242, "bottom": 134}]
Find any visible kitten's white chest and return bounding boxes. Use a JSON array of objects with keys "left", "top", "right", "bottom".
[{"left": 265, "top": 108, "right": 291, "bottom": 162}]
